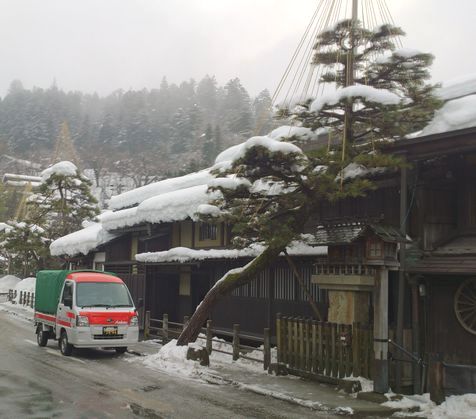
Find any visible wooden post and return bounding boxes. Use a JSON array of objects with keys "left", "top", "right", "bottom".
[
  {"left": 299, "top": 318, "right": 305, "bottom": 370},
  {"left": 232, "top": 324, "right": 240, "bottom": 361},
  {"left": 411, "top": 281, "right": 422, "bottom": 393},
  {"left": 292, "top": 318, "right": 298, "bottom": 369},
  {"left": 287, "top": 317, "right": 293, "bottom": 367},
  {"left": 331, "top": 323, "right": 337, "bottom": 377},
  {"left": 396, "top": 162, "right": 408, "bottom": 392},
  {"left": 27, "top": 292, "right": 30, "bottom": 307},
  {"left": 264, "top": 328, "right": 271, "bottom": 371},
  {"left": 163, "top": 313, "right": 169, "bottom": 342},
  {"left": 311, "top": 321, "right": 317, "bottom": 373},
  {"left": 373, "top": 267, "right": 389, "bottom": 393},
  {"left": 428, "top": 353, "right": 445, "bottom": 404},
  {"left": 144, "top": 310, "right": 151, "bottom": 339},
  {"left": 276, "top": 313, "right": 282, "bottom": 363},
  {"left": 206, "top": 320, "right": 213, "bottom": 355},
  {"left": 353, "top": 323, "right": 361, "bottom": 378},
  {"left": 318, "top": 322, "right": 324, "bottom": 374},
  {"left": 31, "top": 293, "right": 34, "bottom": 309}
]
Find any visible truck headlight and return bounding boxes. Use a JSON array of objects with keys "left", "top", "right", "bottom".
[
  {"left": 129, "top": 316, "right": 138, "bottom": 326},
  {"left": 76, "top": 315, "right": 89, "bottom": 327}
]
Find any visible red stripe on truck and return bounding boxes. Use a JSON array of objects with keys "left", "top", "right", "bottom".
[
  {"left": 35, "top": 312, "right": 56, "bottom": 322},
  {"left": 57, "top": 319, "right": 71, "bottom": 327},
  {"left": 66, "top": 312, "right": 75, "bottom": 319},
  {"left": 79, "top": 311, "right": 135, "bottom": 325}
]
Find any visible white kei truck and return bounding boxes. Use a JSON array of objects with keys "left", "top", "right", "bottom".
[{"left": 34, "top": 270, "right": 140, "bottom": 356}]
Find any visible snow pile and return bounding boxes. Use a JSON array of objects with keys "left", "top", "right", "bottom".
[
  {"left": 0, "top": 275, "right": 21, "bottom": 293},
  {"left": 311, "top": 85, "right": 402, "bottom": 112},
  {"left": 437, "top": 73, "right": 476, "bottom": 101},
  {"left": 50, "top": 222, "right": 119, "bottom": 257},
  {"left": 41, "top": 161, "right": 78, "bottom": 182},
  {"left": 143, "top": 339, "right": 203, "bottom": 379},
  {"left": 381, "top": 393, "right": 476, "bottom": 418},
  {"left": 108, "top": 170, "right": 215, "bottom": 211},
  {"left": 136, "top": 242, "right": 326, "bottom": 263},
  {"left": 0, "top": 222, "right": 11, "bottom": 233},
  {"left": 428, "top": 394, "right": 476, "bottom": 418},
  {"left": 208, "top": 177, "right": 251, "bottom": 190},
  {"left": 13, "top": 277, "right": 36, "bottom": 304}
]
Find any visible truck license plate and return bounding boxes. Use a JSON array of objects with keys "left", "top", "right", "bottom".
[{"left": 103, "top": 326, "right": 118, "bottom": 335}]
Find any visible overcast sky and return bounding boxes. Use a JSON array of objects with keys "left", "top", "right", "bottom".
[{"left": 0, "top": 0, "right": 474, "bottom": 98}]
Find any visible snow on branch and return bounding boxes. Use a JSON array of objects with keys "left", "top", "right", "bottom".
[{"left": 311, "top": 85, "right": 402, "bottom": 112}]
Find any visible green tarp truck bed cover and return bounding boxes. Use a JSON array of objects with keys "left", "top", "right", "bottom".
[{"left": 34, "top": 270, "right": 71, "bottom": 315}]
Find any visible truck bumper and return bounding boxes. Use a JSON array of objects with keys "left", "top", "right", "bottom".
[{"left": 68, "top": 326, "right": 139, "bottom": 348}]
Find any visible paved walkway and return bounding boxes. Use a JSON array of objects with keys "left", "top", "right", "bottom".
[{"left": 136, "top": 339, "right": 398, "bottom": 417}]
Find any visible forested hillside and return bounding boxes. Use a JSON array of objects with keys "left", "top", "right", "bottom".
[{"left": 0, "top": 76, "right": 276, "bottom": 183}]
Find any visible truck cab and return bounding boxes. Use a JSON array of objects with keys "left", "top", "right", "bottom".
[{"left": 35, "top": 271, "right": 139, "bottom": 356}]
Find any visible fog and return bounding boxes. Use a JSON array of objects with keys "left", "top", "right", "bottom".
[{"left": 0, "top": 0, "right": 474, "bottom": 96}]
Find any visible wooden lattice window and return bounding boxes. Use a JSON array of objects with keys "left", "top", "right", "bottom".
[{"left": 199, "top": 223, "right": 217, "bottom": 241}]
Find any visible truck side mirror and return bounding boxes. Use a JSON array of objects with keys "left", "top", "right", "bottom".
[{"left": 137, "top": 298, "right": 144, "bottom": 309}]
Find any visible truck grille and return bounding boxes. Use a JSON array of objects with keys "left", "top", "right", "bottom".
[{"left": 93, "top": 334, "right": 124, "bottom": 340}]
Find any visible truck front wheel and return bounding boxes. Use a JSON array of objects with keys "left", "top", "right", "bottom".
[
  {"left": 59, "top": 331, "right": 73, "bottom": 356},
  {"left": 36, "top": 327, "right": 48, "bottom": 347}
]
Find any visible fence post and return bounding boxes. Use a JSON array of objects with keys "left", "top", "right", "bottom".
[
  {"left": 232, "top": 324, "right": 240, "bottom": 361},
  {"left": 276, "top": 313, "right": 282, "bottom": 363},
  {"left": 20, "top": 291, "right": 23, "bottom": 305},
  {"left": 27, "top": 292, "right": 30, "bottom": 307},
  {"left": 31, "top": 293, "right": 34, "bottom": 309},
  {"left": 264, "top": 328, "right": 271, "bottom": 371},
  {"left": 144, "top": 310, "right": 151, "bottom": 339},
  {"left": 206, "top": 320, "right": 213, "bottom": 355},
  {"left": 163, "top": 313, "right": 169, "bottom": 343},
  {"left": 8, "top": 289, "right": 12, "bottom": 302},
  {"left": 183, "top": 316, "right": 189, "bottom": 331}
]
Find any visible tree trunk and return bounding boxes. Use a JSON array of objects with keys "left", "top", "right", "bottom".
[{"left": 176, "top": 243, "right": 287, "bottom": 346}]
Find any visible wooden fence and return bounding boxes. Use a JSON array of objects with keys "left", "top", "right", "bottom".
[
  {"left": 7, "top": 289, "right": 35, "bottom": 308},
  {"left": 144, "top": 312, "right": 272, "bottom": 370},
  {"left": 276, "top": 314, "right": 374, "bottom": 379}
]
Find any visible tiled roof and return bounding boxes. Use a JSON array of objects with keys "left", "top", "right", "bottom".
[{"left": 311, "top": 222, "right": 406, "bottom": 246}]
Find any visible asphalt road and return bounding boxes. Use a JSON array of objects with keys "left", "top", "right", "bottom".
[{"left": 0, "top": 310, "right": 339, "bottom": 419}]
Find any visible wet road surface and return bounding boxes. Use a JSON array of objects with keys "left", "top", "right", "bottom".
[{"left": 0, "top": 310, "right": 339, "bottom": 418}]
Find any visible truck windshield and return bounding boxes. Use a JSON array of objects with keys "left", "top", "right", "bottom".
[{"left": 76, "top": 282, "right": 133, "bottom": 308}]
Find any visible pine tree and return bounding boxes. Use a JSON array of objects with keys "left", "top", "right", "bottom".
[
  {"left": 27, "top": 161, "right": 99, "bottom": 241},
  {"left": 177, "top": 21, "right": 441, "bottom": 345}
]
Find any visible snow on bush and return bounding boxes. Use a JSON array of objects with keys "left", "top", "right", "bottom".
[
  {"left": 41, "top": 161, "right": 78, "bottom": 182},
  {"left": 0, "top": 275, "right": 21, "bottom": 293}
]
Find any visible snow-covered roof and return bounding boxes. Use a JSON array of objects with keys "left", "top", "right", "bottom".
[
  {"left": 419, "top": 94, "right": 476, "bottom": 137},
  {"left": 50, "top": 222, "right": 119, "bottom": 257},
  {"left": 108, "top": 169, "right": 215, "bottom": 211},
  {"left": 437, "top": 72, "right": 476, "bottom": 101},
  {"left": 102, "top": 185, "right": 221, "bottom": 231},
  {"left": 135, "top": 242, "right": 327, "bottom": 264}
]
